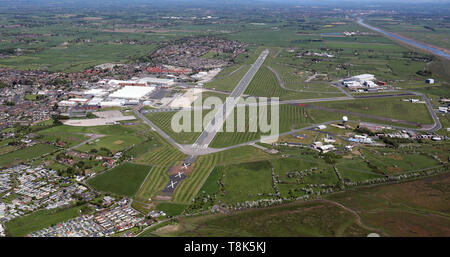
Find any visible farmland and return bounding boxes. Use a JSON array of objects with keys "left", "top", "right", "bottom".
[
  {"left": 87, "top": 162, "right": 152, "bottom": 197},
  {"left": 0, "top": 144, "right": 56, "bottom": 167},
  {"left": 4, "top": 205, "right": 88, "bottom": 237}
]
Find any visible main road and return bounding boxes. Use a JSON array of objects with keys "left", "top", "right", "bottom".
[{"left": 192, "top": 49, "right": 270, "bottom": 149}]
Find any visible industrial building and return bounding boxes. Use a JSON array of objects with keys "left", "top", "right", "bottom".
[{"left": 109, "top": 86, "right": 155, "bottom": 100}]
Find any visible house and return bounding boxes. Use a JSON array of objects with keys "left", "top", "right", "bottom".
[{"left": 426, "top": 78, "right": 435, "bottom": 84}]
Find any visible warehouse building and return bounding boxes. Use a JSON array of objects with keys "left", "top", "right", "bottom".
[{"left": 109, "top": 86, "right": 155, "bottom": 100}]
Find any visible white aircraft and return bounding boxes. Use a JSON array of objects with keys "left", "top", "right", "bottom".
[
  {"left": 167, "top": 181, "right": 178, "bottom": 189},
  {"left": 182, "top": 163, "right": 189, "bottom": 169},
  {"left": 176, "top": 172, "right": 183, "bottom": 178}
]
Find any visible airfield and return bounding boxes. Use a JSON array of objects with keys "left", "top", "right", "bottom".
[{"left": 2, "top": 11, "right": 449, "bottom": 237}]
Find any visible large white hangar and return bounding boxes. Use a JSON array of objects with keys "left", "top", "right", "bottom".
[{"left": 109, "top": 86, "right": 155, "bottom": 100}]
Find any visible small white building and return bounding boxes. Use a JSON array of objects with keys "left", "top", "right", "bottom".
[
  {"left": 318, "top": 144, "right": 335, "bottom": 153},
  {"left": 426, "top": 78, "right": 435, "bottom": 84}
]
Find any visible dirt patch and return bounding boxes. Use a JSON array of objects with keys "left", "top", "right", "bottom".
[
  {"left": 386, "top": 166, "right": 403, "bottom": 173},
  {"left": 155, "top": 224, "right": 180, "bottom": 234},
  {"left": 387, "top": 154, "right": 403, "bottom": 160},
  {"left": 155, "top": 195, "right": 172, "bottom": 201},
  {"left": 114, "top": 140, "right": 124, "bottom": 145},
  {"left": 352, "top": 149, "right": 362, "bottom": 156}
]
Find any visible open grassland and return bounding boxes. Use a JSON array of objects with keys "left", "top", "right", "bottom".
[
  {"left": 244, "top": 66, "right": 343, "bottom": 100},
  {"left": 38, "top": 123, "right": 149, "bottom": 153},
  {"left": 148, "top": 200, "right": 373, "bottom": 237},
  {"left": 172, "top": 146, "right": 273, "bottom": 204},
  {"left": 220, "top": 160, "right": 275, "bottom": 203},
  {"left": 87, "top": 162, "right": 152, "bottom": 197},
  {"left": 172, "top": 154, "right": 219, "bottom": 203},
  {"left": 143, "top": 103, "right": 346, "bottom": 148},
  {"left": 209, "top": 145, "right": 273, "bottom": 166},
  {"left": 0, "top": 144, "right": 56, "bottom": 167},
  {"left": 143, "top": 111, "right": 205, "bottom": 144},
  {"left": 77, "top": 134, "right": 141, "bottom": 154},
  {"left": 124, "top": 140, "right": 160, "bottom": 159},
  {"left": 4, "top": 205, "right": 86, "bottom": 237},
  {"left": 210, "top": 104, "right": 339, "bottom": 148},
  {"left": 327, "top": 172, "right": 450, "bottom": 236},
  {"left": 367, "top": 18, "right": 450, "bottom": 50},
  {"left": 309, "top": 96, "right": 434, "bottom": 126},
  {"left": 336, "top": 160, "right": 385, "bottom": 182},
  {"left": 192, "top": 91, "right": 229, "bottom": 105},
  {"left": 133, "top": 131, "right": 186, "bottom": 167},
  {"left": 156, "top": 202, "right": 188, "bottom": 216},
  {"left": 133, "top": 131, "right": 186, "bottom": 203},
  {"left": 205, "top": 65, "right": 250, "bottom": 92},
  {"left": 36, "top": 129, "right": 88, "bottom": 148},
  {"left": 150, "top": 169, "right": 450, "bottom": 237},
  {"left": 134, "top": 166, "right": 171, "bottom": 203},
  {"left": 360, "top": 148, "right": 441, "bottom": 175}
]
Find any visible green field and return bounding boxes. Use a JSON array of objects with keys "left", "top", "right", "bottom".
[
  {"left": 360, "top": 148, "right": 441, "bottom": 175},
  {"left": 244, "top": 66, "right": 343, "bottom": 100},
  {"left": 77, "top": 134, "right": 142, "bottom": 154},
  {"left": 4, "top": 205, "right": 86, "bottom": 237},
  {"left": 0, "top": 144, "right": 56, "bottom": 167},
  {"left": 309, "top": 96, "right": 434, "bottom": 126},
  {"left": 88, "top": 162, "right": 152, "bottom": 197},
  {"left": 156, "top": 202, "right": 188, "bottom": 216},
  {"left": 172, "top": 154, "right": 218, "bottom": 203},
  {"left": 219, "top": 160, "right": 274, "bottom": 203},
  {"left": 133, "top": 131, "right": 186, "bottom": 204},
  {"left": 144, "top": 103, "right": 336, "bottom": 148}
]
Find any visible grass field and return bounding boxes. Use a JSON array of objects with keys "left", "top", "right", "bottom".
[
  {"left": 149, "top": 200, "right": 373, "bottom": 237},
  {"left": 144, "top": 111, "right": 206, "bottom": 144},
  {"left": 143, "top": 103, "right": 347, "bottom": 148},
  {"left": 270, "top": 157, "right": 339, "bottom": 198},
  {"left": 327, "top": 172, "right": 450, "bottom": 236},
  {"left": 219, "top": 160, "right": 274, "bottom": 203},
  {"left": 156, "top": 202, "right": 188, "bottom": 216},
  {"left": 77, "top": 134, "right": 142, "bottom": 154},
  {"left": 309, "top": 96, "right": 434, "bottom": 125},
  {"left": 4, "top": 205, "right": 86, "bottom": 237},
  {"left": 88, "top": 162, "right": 152, "bottom": 197},
  {"left": 367, "top": 18, "right": 450, "bottom": 50},
  {"left": 205, "top": 65, "right": 251, "bottom": 92},
  {"left": 133, "top": 131, "right": 186, "bottom": 204},
  {"left": 124, "top": 140, "right": 160, "bottom": 159},
  {"left": 360, "top": 148, "right": 441, "bottom": 175},
  {"left": 244, "top": 66, "right": 343, "bottom": 100},
  {"left": 336, "top": 160, "right": 385, "bottom": 182},
  {"left": 0, "top": 144, "right": 56, "bottom": 167},
  {"left": 172, "top": 153, "right": 219, "bottom": 203}
]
